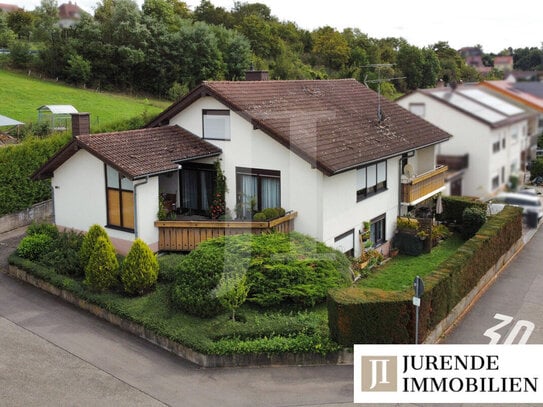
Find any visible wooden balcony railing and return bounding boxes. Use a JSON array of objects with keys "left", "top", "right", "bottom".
[
  {"left": 154, "top": 211, "right": 298, "bottom": 252},
  {"left": 401, "top": 165, "right": 448, "bottom": 204}
]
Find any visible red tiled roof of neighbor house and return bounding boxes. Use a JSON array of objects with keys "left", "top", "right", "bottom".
[
  {"left": 33, "top": 126, "right": 221, "bottom": 180},
  {"left": 148, "top": 79, "right": 452, "bottom": 176},
  {"left": 0, "top": 3, "right": 20, "bottom": 12},
  {"left": 58, "top": 1, "right": 82, "bottom": 19}
]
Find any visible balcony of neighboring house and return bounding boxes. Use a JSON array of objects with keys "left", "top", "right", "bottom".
[
  {"left": 401, "top": 165, "right": 448, "bottom": 205},
  {"left": 154, "top": 211, "right": 298, "bottom": 252}
]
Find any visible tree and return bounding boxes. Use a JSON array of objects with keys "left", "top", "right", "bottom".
[
  {"left": 396, "top": 44, "right": 423, "bottom": 91},
  {"left": 214, "top": 273, "right": 249, "bottom": 322},
  {"left": 211, "top": 25, "right": 251, "bottom": 80},
  {"left": 120, "top": 238, "right": 159, "bottom": 295},
  {"left": 84, "top": 236, "right": 119, "bottom": 292},
  {"left": 65, "top": 53, "right": 91, "bottom": 85},
  {"left": 312, "top": 26, "right": 350, "bottom": 71},
  {"left": 7, "top": 9, "right": 33, "bottom": 40},
  {"left": 193, "top": 0, "right": 233, "bottom": 27},
  {"left": 420, "top": 47, "right": 441, "bottom": 88},
  {"left": 32, "top": 0, "right": 60, "bottom": 43},
  {"left": 0, "top": 12, "right": 16, "bottom": 47}
]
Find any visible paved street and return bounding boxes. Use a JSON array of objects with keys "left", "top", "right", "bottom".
[{"left": 443, "top": 221, "right": 543, "bottom": 345}]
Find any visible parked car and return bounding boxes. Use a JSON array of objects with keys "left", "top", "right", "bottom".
[{"left": 489, "top": 192, "right": 543, "bottom": 220}]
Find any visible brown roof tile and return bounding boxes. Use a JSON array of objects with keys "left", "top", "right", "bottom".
[
  {"left": 33, "top": 126, "right": 221, "bottom": 180},
  {"left": 149, "top": 79, "right": 451, "bottom": 175}
]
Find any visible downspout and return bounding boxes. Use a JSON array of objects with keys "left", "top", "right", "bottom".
[
  {"left": 398, "top": 157, "right": 403, "bottom": 216},
  {"left": 133, "top": 176, "right": 149, "bottom": 239}
]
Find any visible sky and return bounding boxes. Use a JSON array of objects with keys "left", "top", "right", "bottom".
[{"left": 8, "top": 0, "right": 543, "bottom": 54}]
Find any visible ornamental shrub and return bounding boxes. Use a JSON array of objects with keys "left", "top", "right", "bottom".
[
  {"left": 42, "top": 230, "right": 84, "bottom": 276},
  {"left": 16, "top": 233, "right": 53, "bottom": 261},
  {"left": 120, "top": 239, "right": 159, "bottom": 295},
  {"left": 262, "top": 207, "right": 279, "bottom": 219},
  {"left": 27, "top": 222, "right": 59, "bottom": 240},
  {"left": 79, "top": 224, "right": 109, "bottom": 269},
  {"left": 461, "top": 206, "right": 487, "bottom": 240},
  {"left": 252, "top": 212, "right": 266, "bottom": 221},
  {"left": 84, "top": 236, "right": 119, "bottom": 292}
]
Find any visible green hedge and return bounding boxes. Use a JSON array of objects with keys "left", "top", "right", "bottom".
[
  {"left": 440, "top": 195, "right": 487, "bottom": 224},
  {"left": 0, "top": 134, "right": 70, "bottom": 216},
  {"left": 328, "top": 205, "right": 522, "bottom": 346}
]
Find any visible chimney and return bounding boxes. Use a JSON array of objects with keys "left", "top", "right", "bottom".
[
  {"left": 245, "top": 70, "right": 269, "bottom": 81},
  {"left": 71, "top": 112, "right": 90, "bottom": 137}
]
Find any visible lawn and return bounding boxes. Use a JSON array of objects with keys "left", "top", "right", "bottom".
[
  {"left": 358, "top": 235, "right": 464, "bottom": 292},
  {"left": 0, "top": 69, "right": 170, "bottom": 131}
]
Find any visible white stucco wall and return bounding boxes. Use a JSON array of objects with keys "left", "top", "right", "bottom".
[
  {"left": 52, "top": 149, "right": 108, "bottom": 232},
  {"left": 134, "top": 176, "right": 159, "bottom": 247},
  {"left": 321, "top": 157, "right": 401, "bottom": 255},
  {"left": 398, "top": 93, "right": 526, "bottom": 199}
]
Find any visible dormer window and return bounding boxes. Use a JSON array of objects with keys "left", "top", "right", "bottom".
[{"left": 203, "top": 110, "right": 230, "bottom": 140}]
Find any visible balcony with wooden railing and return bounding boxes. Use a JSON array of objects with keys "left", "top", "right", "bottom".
[
  {"left": 154, "top": 211, "right": 298, "bottom": 252},
  {"left": 401, "top": 165, "right": 448, "bottom": 205}
]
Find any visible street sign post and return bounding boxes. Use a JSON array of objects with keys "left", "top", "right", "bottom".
[{"left": 413, "top": 276, "right": 424, "bottom": 344}]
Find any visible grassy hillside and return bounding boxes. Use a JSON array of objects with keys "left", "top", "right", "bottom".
[{"left": 0, "top": 70, "right": 171, "bottom": 132}]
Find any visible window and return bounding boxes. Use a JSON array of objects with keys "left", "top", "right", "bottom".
[
  {"left": 370, "top": 214, "right": 386, "bottom": 246},
  {"left": 334, "top": 229, "right": 354, "bottom": 257},
  {"left": 409, "top": 103, "right": 425, "bottom": 117},
  {"left": 236, "top": 167, "right": 280, "bottom": 217},
  {"left": 357, "top": 161, "right": 387, "bottom": 201},
  {"left": 492, "top": 175, "right": 500, "bottom": 190},
  {"left": 106, "top": 165, "right": 134, "bottom": 230},
  {"left": 501, "top": 166, "right": 505, "bottom": 183},
  {"left": 492, "top": 141, "right": 500, "bottom": 153},
  {"left": 203, "top": 110, "right": 230, "bottom": 140},
  {"left": 180, "top": 164, "right": 216, "bottom": 215},
  {"left": 502, "top": 138, "right": 506, "bottom": 149}
]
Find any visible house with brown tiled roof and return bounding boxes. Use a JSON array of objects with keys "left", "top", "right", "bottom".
[
  {"left": 0, "top": 3, "right": 21, "bottom": 13},
  {"left": 58, "top": 1, "right": 84, "bottom": 28},
  {"left": 34, "top": 75, "right": 451, "bottom": 256}
]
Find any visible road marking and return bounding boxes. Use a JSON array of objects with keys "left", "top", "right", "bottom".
[{"left": 483, "top": 313, "right": 535, "bottom": 344}]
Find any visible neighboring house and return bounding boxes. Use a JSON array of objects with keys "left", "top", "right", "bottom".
[
  {"left": 480, "top": 80, "right": 543, "bottom": 162},
  {"left": 0, "top": 3, "right": 20, "bottom": 13},
  {"left": 493, "top": 56, "right": 514, "bottom": 73},
  {"left": 398, "top": 85, "right": 536, "bottom": 199},
  {"left": 58, "top": 1, "right": 84, "bottom": 28},
  {"left": 34, "top": 76, "right": 451, "bottom": 256}
]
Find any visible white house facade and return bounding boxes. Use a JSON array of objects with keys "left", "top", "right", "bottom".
[
  {"left": 35, "top": 78, "right": 451, "bottom": 256},
  {"left": 397, "top": 86, "right": 534, "bottom": 199}
]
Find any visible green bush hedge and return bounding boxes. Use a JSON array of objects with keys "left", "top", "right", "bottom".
[
  {"left": 170, "top": 232, "right": 351, "bottom": 318},
  {"left": 120, "top": 238, "right": 159, "bottom": 295},
  {"left": 440, "top": 196, "right": 487, "bottom": 224},
  {"left": 17, "top": 233, "right": 54, "bottom": 261},
  {"left": 328, "top": 205, "right": 522, "bottom": 346},
  {"left": 0, "top": 134, "right": 70, "bottom": 216}
]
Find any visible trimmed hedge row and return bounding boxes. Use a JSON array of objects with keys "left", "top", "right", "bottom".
[
  {"left": 328, "top": 205, "right": 522, "bottom": 346},
  {"left": 439, "top": 195, "right": 487, "bottom": 224}
]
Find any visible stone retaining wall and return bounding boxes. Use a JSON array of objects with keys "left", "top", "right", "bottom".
[{"left": 0, "top": 200, "right": 53, "bottom": 234}]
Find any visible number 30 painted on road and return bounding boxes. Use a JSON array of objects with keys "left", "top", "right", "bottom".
[{"left": 483, "top": 313, "right": 535, "bottom": 344}]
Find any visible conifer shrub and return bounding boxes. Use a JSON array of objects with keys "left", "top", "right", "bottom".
[
  {"left": 42, "top": 230, "right": 84, "bottom": 276},
  {"left": 84, "top": 236, "right": 119, "bottom": 292},
  {"left": 79, "top": 224, "right": 109, "bottom": 269},
  {"left": 120, "top": 238, "right": 159, "bottom": 295}
]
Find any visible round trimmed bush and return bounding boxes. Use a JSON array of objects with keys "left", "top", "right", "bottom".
[
  {"left": 262, "top": 207, "right": 279, "bottom": 219},
  {"left": 16, "top": 233, "right": 53, "bottom": 261},
  {"left": 120, "top": 238, "right": 159, "bottom": 295},
  {"left": 84, "top": 236, "right": 119, "bottom": 292},
  {"left": 252, "top": 212, "right": 266, "bottom": 221},
  {"left": 26, "top": 222, "right": 59, "bottom": 240}
]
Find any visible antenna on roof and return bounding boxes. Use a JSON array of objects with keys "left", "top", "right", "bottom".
[{"left": 363, "top": 64, "right": 405, "bottom": 122}]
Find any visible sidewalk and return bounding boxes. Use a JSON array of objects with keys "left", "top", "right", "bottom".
[{"left": 0, "top": 226, "right": 27, "bottom": 271}]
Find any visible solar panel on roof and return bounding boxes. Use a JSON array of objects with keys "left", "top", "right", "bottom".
[
  {"left": 459, "top": 88, "right": 524, "bottom": 116},
  {"left": 433, "top": 90, "right": 506, "bottom": 123}
]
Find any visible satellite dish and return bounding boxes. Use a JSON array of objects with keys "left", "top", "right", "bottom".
[{"left": 403, "top": 163, "right": 415, "bottom": 179}]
